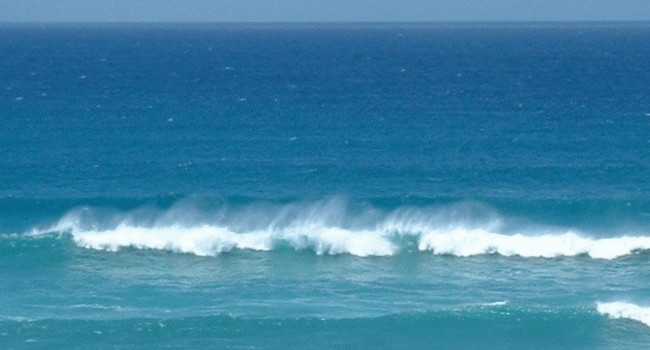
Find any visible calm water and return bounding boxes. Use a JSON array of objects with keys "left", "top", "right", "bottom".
[{"left": 1, "top": 22, "right": 650, "bottom": 349}]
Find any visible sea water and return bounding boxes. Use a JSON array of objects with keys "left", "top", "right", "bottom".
[{"left": 1, "top": 22, "right": 650, "bottom": 349}]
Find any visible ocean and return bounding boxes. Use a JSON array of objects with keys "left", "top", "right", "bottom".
[{"left": 1, "top": 22, "right": 650, "bottom": 349}]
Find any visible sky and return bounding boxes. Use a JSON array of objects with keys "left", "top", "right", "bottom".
[{"left": 1, "top": 0, "right": 649, "bottom": 22}]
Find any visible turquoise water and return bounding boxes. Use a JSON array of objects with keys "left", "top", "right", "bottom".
[{"left": 2, "top": 23, "right": 650, "bottom": 349}]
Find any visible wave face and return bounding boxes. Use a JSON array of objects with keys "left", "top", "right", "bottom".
[{"left": 26, "top": 197, "right": 650, "bottom": 259}]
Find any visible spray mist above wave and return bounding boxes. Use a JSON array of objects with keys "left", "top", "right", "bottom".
[{"left": 37, "top": 197, "right": 650, "bottom": 259}]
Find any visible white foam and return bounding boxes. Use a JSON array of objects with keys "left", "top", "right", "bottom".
[
  {"left": 417, "top": 228, "right": 650, "bottom": 259},
  {"left": 66, "top": 223, "right": 395, "bottom": 257},
  {"left": 482, "top": 301, "right": 509, "bottom": 306},
  {"left": 597, "top": 302, "right": 650, "bottom": 328},
  {"left": 72, "top": 224, "right": 270, "bottom": 256},
  {"left": 41, "top": 201, "right": 650, "bottom": 259},
  {"left": 58, "top": 221, "right": 650, "bottom": 259}
]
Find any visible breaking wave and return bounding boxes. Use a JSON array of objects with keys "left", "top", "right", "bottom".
[
  {"left": 597, "top": 302, "right": 650, "bottom": 328},
  {"left": 29, "top": 197, "right": 650, "bottom": 259}
]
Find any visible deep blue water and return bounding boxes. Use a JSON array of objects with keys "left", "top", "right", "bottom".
[{"left": 1, "top": 22, "right": 650, "bottom": 349}]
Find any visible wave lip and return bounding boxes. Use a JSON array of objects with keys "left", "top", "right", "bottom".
[{"left": 597, "top": 302, "right": 650, "bottom": 328}]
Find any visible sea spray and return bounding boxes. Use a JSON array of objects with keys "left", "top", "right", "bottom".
[{"left": 35, "top": 198, "right": 650, "bottom": 259}]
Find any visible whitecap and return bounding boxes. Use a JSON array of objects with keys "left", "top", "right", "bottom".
[
  {"left": 39, "top": 198, "right": 650, "bottom": 259},
  {"left": 597, "top": 302, "right": 650, "bottom": 328}
]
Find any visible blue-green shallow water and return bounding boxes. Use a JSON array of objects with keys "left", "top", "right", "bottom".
[
  {"left": 3, "top": 238, "right": 650, "bottom": 349},
  {"left": 4, "top": 309, "right": 647, "bottom": 350},
  {"left": 2, "top": 22, "right": 650, "bottom": 349}
]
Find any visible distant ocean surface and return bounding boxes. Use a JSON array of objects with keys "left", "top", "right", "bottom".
[{"left": 2, "top": 22, "right": 650, "bottom": 349}]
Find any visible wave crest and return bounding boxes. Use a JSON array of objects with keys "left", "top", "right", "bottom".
[
  {"left": 36, "top": 198, "right": 650, "bottom": 259},
  {"left": 67, "top": 224, "right": 396, "bottom": 257},
  {"left": 597, "top": 302, "right": 650, "bottom": 328},
  {"left": 418, "top": 228, "right": 650, "bottom": 259}
]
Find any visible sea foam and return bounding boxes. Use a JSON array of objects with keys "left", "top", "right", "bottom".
[
  {"left": 417, "top": 228, "right": 650, "bottom": 259},
  {"left": 597, "top": 302, "right": 650, "bottom": 328},
  {"left": 39, "top": 200, "right": 650, "bottom": 259},
  {"left": 68, "top": 224, "right": 396, "bottom": 257}
]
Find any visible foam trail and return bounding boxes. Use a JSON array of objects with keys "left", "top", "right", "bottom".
[{"left": 597, "top": 302, "right": 650, "bottom": 328}]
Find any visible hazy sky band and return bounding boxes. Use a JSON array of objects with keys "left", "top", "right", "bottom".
[{"left": 1, "top": 0, "right": 650, "bottom": 22}]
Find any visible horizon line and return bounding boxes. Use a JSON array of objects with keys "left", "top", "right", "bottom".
[{"left": 2, "top": 19, "right": 650, "bottom": 25}]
